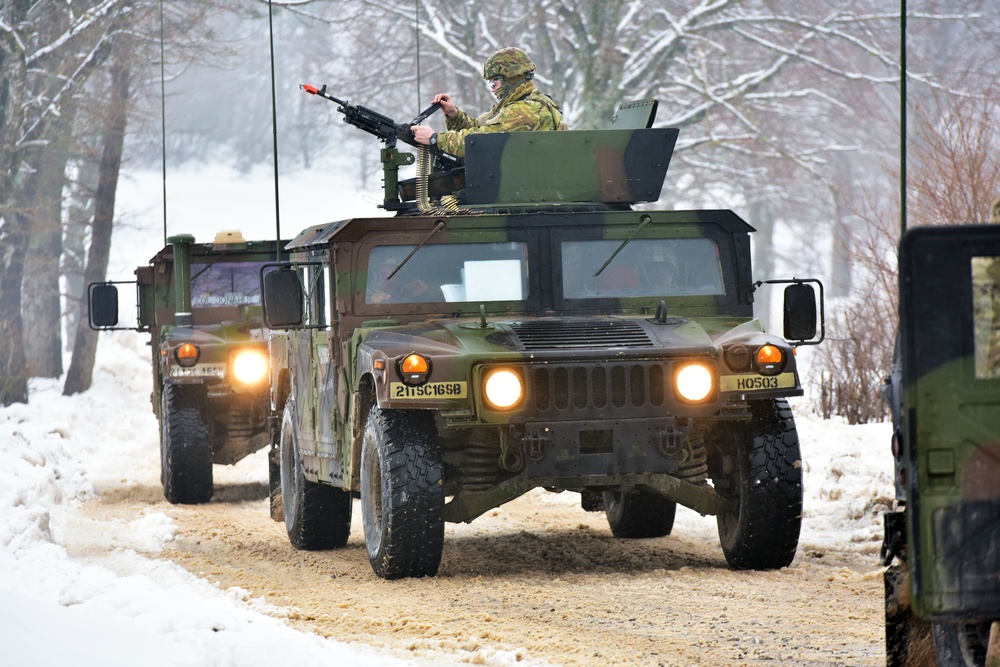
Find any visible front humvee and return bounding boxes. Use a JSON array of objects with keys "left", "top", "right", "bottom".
[
  {"left": 91, "top": 232, "right": 288, "bottom": 504},
  {"left": 263, "top": 117, "right": 823, "bottom": 579}
]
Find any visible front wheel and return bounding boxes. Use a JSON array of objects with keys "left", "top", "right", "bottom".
[
  {"left": 280, "top": 399, "right": 352, "bottom": 550},
  {"left": 716, "top": 398, "right": 802, "bottom": 570},
  {"left": 603, "top": 489, "right": 676, "bottom": 538},
  {"left": 160, "top": 383, "right": 213, "bottom": 504},
  {"left": 361, "top": 406, "right": 444, "bottom": 579}
]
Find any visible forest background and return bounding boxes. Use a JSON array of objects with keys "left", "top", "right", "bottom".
[{"left": 1, "top": 0, "right": 998, "bottom": 421}]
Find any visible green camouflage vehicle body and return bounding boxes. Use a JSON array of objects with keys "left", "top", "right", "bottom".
[
  {"left": 263, "top": 112, "right": 824, "bottom": 579},
  {"left": 882, "top": 225, "right": 1000, "bottom": 667},
  {"left": 91, "top": 232, "right": 288, "bottom": 504}
]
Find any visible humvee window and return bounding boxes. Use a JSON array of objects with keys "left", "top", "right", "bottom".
[
  {"left": 972, "top": 255, "right": 1000, "bottom": 379},
  {"left": 561, "top": 237, "right": 724, "bottom": 299},
  {"left": 366, "top": 242, "right": 529, "bottom": 304},
  {"left": 191, "top": 261, "right": 264, "bottom": 307}
]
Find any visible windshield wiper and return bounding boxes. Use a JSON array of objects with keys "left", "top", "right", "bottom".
[
  {"left": 594, "top": 215, "right": 652, "bottom": 277},
  {"left": 386, "top": 220, "right": 446, "bottom": 281}
]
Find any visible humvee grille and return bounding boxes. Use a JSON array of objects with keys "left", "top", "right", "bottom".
[
  {"left": 530, "top": 362, "right": 665, "bottom": 415},
  {"left": 508, "top": 319, "right": 652, "bottom": 350}
]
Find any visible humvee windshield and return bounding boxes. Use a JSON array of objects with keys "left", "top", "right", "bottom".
[
  {"left": 363, "top": 236, "right": 726, "bottom": 306},
  {"left": 191, "top": 261, "right": 264, "bottom": 308},
  {"left": 561, "top": 237, "right": 724, "bottom": 299},
  {"left": 366, "top": 242, "right": 529, "bottom": 304}
]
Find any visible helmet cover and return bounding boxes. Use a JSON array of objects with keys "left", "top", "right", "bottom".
[{"left": 482, "top": 47, "right": 535, "bottom": 80}]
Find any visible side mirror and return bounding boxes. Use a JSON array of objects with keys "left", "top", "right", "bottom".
[
  {"left": 783, "top": 283, "right": 818, "bottom": 341},
  {"left": 262, "top": 267, "right": 304, "bottom": 328},
  {"left": 89, "top": 283, "right": 119, "bottom": 328}
]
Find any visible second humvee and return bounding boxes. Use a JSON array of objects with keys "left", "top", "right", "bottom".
[{"left": 91, "top": 231, "right": 287, "bottom": 503}]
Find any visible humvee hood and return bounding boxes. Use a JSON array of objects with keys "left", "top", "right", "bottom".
[
  {"left": 360, "top": 315, "right": 747, "bottom": 359},
  {"left": 163, "top": 321, "right": 266, "bottom": 345}
]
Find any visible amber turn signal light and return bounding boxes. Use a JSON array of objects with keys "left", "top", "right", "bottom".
[{"left": 175, "top": 343, "right": 200, "bottom": 367}]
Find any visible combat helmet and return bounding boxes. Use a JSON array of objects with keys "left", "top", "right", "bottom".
[{"left": 482, "top": 47, "right": 535, "bottom": 81}]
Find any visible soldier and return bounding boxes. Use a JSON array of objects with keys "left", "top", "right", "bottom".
[{"left": 412, "top": 47, "right": 567, "bottom": 157}]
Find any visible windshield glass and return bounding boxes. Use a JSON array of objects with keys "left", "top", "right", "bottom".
[
  {"left": 190, "top": 261, "right": 264, "bottom": 307},
  {"left": 561, "top": 238, "right": 724, "bottom": 299},
  {"left": 366, "top": 242, "right": 529, "bottom": 304}
]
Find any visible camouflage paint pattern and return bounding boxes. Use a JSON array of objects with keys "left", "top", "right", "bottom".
[
  {"left": 481, "top": 47, "right": 535, "bottom": 81},
  {"left": 462, "top": 128, "right": 677, "bottom": 205}
]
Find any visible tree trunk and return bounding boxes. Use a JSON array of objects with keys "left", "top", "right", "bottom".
[
  {"left": 63, "top": 157, "right": 100, "bottom": 354},
  {"left": 23, "top": 109, "right": 77, "bottom": 378},
  {"left": 0, "top": 212, "right": 31, "bottom": 405},
  {"left": 64, "top": 64, "right": 130, "bottom": 396},
  {"left": 0, "top": 5, "right": 30, "bottom": 406}
]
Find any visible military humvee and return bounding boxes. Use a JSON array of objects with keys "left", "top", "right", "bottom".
[
  {"left": 261, "top": 99, "right": 824, "bottom": 579},
  {"left": 90, "top": 231, "right": 287, "bottom": 504},
  {"left": 882, "top": 225, "right": 1000, "bottom": 667}
]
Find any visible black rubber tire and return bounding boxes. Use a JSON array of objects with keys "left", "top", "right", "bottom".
[
  {"left": 160, "top": 383, "right": 213, "bottom": 504},
  {"left": 360, "top": 406, "right": 444, "bottom": 580},
  {"left": 716, "top": 398, "right": 802, "bottom": 570},
  {"left": 280, "top": 399, "right": 352, "bottom": 550},
  {"left": 933, "top": 621, "right": 991, "bottom": 667},
  {"left": 603, "top": 489, "right": 677, "bottom": 538}
]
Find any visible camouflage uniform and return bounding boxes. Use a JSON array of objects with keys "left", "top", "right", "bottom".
[{"left": 435, "top": 47, "right": 567, "bottom": 158}]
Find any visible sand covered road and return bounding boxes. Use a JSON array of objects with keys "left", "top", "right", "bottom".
[{"left": 81, "top": 476, "right": 887, "bottom": 667}]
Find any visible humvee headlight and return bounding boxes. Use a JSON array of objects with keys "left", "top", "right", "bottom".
[
  {"left": 175, "top": 343, "right": 200, "bottom": 367},
  {"left": 399, "top": 353, "right": 431, "bottom": 385},
  {"left": 675, "top": 363, "right": 714, "bottom": 402},
  {"left": 483, "top": 368, "right": 523, "bottom": 410},
  {"left": 232, "top": 349, "right": 268, "bottom": 385},
  {"left": 755, "top": 345, "right": 785, "bottom": 375}
]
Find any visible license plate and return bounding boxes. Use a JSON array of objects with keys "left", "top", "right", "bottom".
[
  {"left": 389, "top": 381, "right": 468, "bottom": 400},
  {"left": 720, "top": 372, "right": 796, "bottom": 392},
  {"left": 170, "top": 363, "right": 225, "bottom": 378}
]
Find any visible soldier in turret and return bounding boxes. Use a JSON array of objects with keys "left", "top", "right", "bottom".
[{"left": 411, "top": 47, "right": 567, "bottom": 157}]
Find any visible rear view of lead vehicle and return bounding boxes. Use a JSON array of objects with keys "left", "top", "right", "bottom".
[{"left": 882, "top": 224, "right": 1000, "bottom": 666}]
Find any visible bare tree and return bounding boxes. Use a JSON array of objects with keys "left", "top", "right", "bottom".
[
  {"left": 0, "top": 0, "right": 137, "bottom": 405},
  {"left": 64, "top": 61, "right": 131, "bottom": 395}
]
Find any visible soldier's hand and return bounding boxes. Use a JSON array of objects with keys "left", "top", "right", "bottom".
[
  {"left": 433, "top": 94, "right": 457, "bottom": 117},
  {"left": 412, "top": 125, "right": 434, "bottom": 145}
]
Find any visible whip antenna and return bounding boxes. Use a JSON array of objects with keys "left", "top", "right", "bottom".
[
  {"left": 268, "top": 0, "right": 282, "bottom": 260},
  {"left": 159, "top": 0, "right": 167, "bottom": 245}
]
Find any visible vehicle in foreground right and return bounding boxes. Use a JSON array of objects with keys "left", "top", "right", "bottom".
[{"left": 882, "top": 224, "right": 1000, "bottom": 666}]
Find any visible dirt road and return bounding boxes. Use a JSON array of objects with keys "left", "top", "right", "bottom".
[{"left": 81, "top": 471, "right": 886, "bottom": 667}]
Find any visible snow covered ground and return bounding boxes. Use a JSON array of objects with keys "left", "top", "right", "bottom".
[{"left": 0, "top": 165, "right": 895, "bottom": 665}]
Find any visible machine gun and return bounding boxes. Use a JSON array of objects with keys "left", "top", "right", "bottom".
[
  {"left": 301, "top": 84, "right": 440, "bottom": 149},
  {"left": 301, "top": 83, "right": 460, "bottom": 210}
]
